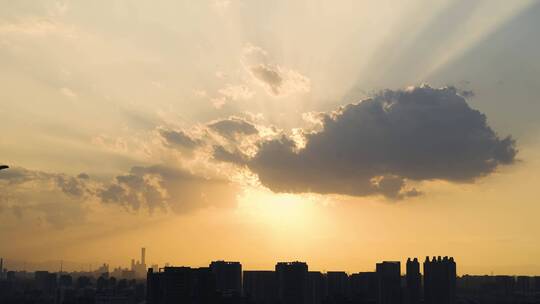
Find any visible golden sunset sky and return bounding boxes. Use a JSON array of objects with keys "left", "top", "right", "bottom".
[{"left": 1, "top": 0, "right": 539, "bottom": 275}]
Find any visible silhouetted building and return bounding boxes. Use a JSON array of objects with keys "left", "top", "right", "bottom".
[
  {"left": 516, "top": 276, "right": 531, "bottom": 294},
  {"left": 276, "top": 262, "right": 309, "bottom": 304},
  {"left": 405, "top": 258, "right": 420, "bottom": 304},
  {"left": 243, "top": 270, "right": 277, "bottom": 304},
  {"left": 77, "top": 275, "right": 91, "bottom": 289},
  {"left": 147, "top": 266, "right": 217, "bottom": 304},
  {"left": 495, "top": 275, "right": 516, "bottom": 296},
  {"left": 59, "top": 274, "right": 73, "bottom": 287},
  {"left": 307, "top": 271, "right": 325, "bottom": 304},
  {"left": 534, "top": 276, "right": 540, "bottom": 292},
  {"left": 97, "top": 275, "right": 108, "bottom": 291},
  {"left": 209, "top": 260, "right": 242, "bottom": 296},
  {"left": 147, "top": 267, "right": 191, "bottom": 304},
  {"left": 376, "top": 262, "right": 401, "bottom": 304},
  {"left": 350, "top": 272, "right": 378, "bottom": 303},
  {"left": 95, "top": 263, "right": 110, "bottom": 276},
  {"left": 327, "top": 271, "right": 349, "bottom": 302},
  {"left": 193, "top": 268, "right": 217, "bottom": 303},
  {"left": 35, "top": 271, "right": 57, "bottom": 294},
  {"left": 423, "top": 256, "right": 456, "bottom": 304},
  {"left": 123, "top": 270, "right": 136, "bottom": 280},
  {"left": 6, "top": 271, "right": 15, "bottom": 282}
]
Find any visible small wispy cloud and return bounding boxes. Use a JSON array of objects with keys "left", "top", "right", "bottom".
[
  {"left": 242, "top": 44, "right": 311, "bottom": 97},
  {"left": 218, "top": 84, "right": 254, "bottom": 101},
  {"left": 60, "top": 87, "right": 77, "bottom": 99}
]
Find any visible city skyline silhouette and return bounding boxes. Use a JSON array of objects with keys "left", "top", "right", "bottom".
[{"left": 3, "top": 248, "right": 540, "bottom": 303}]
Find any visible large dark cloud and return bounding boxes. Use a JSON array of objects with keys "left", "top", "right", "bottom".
[{"left": 243, "top": 85, "right": 517, "bottom": 199}]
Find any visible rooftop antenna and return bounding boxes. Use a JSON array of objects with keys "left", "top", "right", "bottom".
[{"left": 60, "top": 260, "right": 63, "bottom": 273}]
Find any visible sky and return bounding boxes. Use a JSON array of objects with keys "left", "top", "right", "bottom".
[{"left": 1, "top": 0, "right": 539, "bottom": 275}]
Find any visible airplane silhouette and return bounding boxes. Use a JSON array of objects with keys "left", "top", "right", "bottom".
[{"left": 0, "top": 165, "right": 9, "bottom": 170}]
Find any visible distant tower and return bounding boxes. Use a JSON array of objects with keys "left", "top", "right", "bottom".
[
  {"left": 406, "top": 258, "right": 421, "bottom": 304},
  {"left": 141, "top": 248, "right": 146, "bottom": 267}
]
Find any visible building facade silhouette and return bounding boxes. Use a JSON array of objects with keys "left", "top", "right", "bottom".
[
  {"left": 276, "top": 261, "right": 309, "bottom": 304},
  {"left": 423, "top": 256, "right": 456, "bottom": 304},
  {"left": 243, "top": 270, "right": 277, "bottom": 304},
  {"left": 307, "top": 271, "right": 325, "bottom": 304},
  {"left": 376, "top": 262, "right": 401, "bottom": 304},
  {"left": 209, "top": 261, "right": 242, "bottom": 297},
  {"left": 147, "top": 266, "right": 216, "bottom": 304},
  {"left": 327, "top": 271, "right": 349, "bottom": 301},
  {"left": 350, "top": 271, "right": 378, "bottom": 303},
  {"left": 406, "top": 258, "right": 421, "bottom": 304}
]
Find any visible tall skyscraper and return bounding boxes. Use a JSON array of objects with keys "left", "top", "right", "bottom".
[
  {"left": 406, "top": 258, "right": 421, "bottom": 304},
  {"left": 376, "top": 261, "right": 401, "bottom": 304},
  {"left": 142, "top": 248, "right": 146, "bottom": 267},
  {"left": 131, "top": 248, "right": 147, "bottom": 278},
  {"left": 276, "top": 261, "right": 309, "bottom": 304},
  {"left": 423, "top": 256, "right": 456, "bottom": 304},
  {"left": 209, "top": 261, "right": 242, "bottom": 296}
]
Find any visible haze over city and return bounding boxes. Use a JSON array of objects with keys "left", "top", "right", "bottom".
[{"left": 1, "top": 0, "right": 540, "bottom": 279}]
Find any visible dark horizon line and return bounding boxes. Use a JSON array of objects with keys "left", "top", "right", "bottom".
[{"left": 3, "top": 258, "right": 540, "bottom": 277}]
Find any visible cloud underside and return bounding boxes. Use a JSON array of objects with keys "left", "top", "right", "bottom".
[
  {"left": 159, "top": 129, "right": 201, "bottom": 150},
  {"left": 98, "top": 165, "right": 237, "bottom": 213},
  {"left": 208, "top": 117, "right": 258, "bottom": 139},
  {"left": 243, "top": 45, "right": 310, "bottom": 97},
  {"left": 0, "top": 166, "right": 238, "bottom": 227},
  {"left": 245, "top": 85, "right": 516, "bottom": 199}
]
